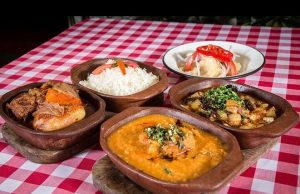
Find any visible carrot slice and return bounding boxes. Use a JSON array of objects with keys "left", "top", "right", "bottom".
[
  {"left": 117, "top": 59, "right": 126, "bottom": 75},
  {"left": 46, "top": 88, "right": 81, "bottom": 105},
  {"left": 92, "top": 64, "right": 112, "bottom": 75}
]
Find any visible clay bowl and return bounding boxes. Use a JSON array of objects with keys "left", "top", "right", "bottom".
[
  {"left": 0, "top": 82, "right": 106, "bottom": 150},
  {"left": 169, "top": 78, "right": 299, "bottom": 149},
  {"left": 100, "top": 106, "right": 243, "bottom": 194},
  {"left": 71, "top": 58, "right": 168, "bottom": 112}
]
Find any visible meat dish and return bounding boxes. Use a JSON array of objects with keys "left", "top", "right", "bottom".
[{"left": 6, "top": 81, "right": 86, "bottom": 131}]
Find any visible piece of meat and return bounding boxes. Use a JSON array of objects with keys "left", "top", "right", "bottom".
[
  {"left": 32, "top": 81, "right": 85, "bottom": 131},
  {"left": 41, "top": 80, "right": 79, "bottom": 98},
  {"left": 33, "top": 102, "right": 64, "bottom": 117},
  {"left": 33, "top": 104, "right": 85, "bottom": 131},
  {"left": 161, "top": 142, "right": 180, "bottom": 158},
  {"left": 6, "top": 93, "right": 37, "bottom": 120},
  {"left": 7, "top": 80, "right": 85, "bottom": 131},
  {"left": 28, "top": 87, "right": 47, "bottom": 105}
]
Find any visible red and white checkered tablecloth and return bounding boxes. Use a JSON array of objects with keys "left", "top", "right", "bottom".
[{"left": 0, "top": 18, "right": 299, "bottom": 194}]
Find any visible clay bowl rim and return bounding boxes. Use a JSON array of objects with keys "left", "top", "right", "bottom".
[
  {"left": 169, "top": 78, "right": 299, "bottom": 138},
  {"left": 0, "top": 82, "right": 106, "bottom": 138},
  {"left": 70, "top": 58, "right": 169, "bottom": 101},
  {"left": 100, "top": 106, "right": 243, "bottom": 191}
]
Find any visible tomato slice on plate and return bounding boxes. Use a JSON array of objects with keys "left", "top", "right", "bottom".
[
  {"left": 228, "top": 61, "right": 237, "bottom": 76},
  {"left": 185, "top": 51, "right": 198, "bottom": 71},
  {"left": 197, "top": 44, "right": 233, "bottom": 63}
]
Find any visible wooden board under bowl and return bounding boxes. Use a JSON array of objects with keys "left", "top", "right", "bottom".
[
  {"left": 92, "top": 138, "right": 278, "bottom": 194},
  {"left": 0, "top": 111, "right": 116, "bottom": 164},
  {"left": 1, "top": 123, "right": 98, "bottom": 164}
]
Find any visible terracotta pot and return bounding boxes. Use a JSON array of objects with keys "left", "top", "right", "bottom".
[
  {"left": 169, "top": 78, "right": 299, "bottom": 149},
  {"left": 0, "top": 82, "right": 106, "bottom": 150},
  {"left": 71, "top": 58, "right": 168, "bottom": 112},
  {"left": 100, "top": 106, "right": 243, "bottom": 194}
]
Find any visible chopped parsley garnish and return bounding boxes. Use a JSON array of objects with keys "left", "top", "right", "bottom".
[
  {"left": 163, "top": 166, "right": 172, "bottom": 175},
  {"left": 145, "top": 124, "right": 185, "bottom": 149},
  {"left": 201, "top": 85, "right": 244, "bottom": 110}
]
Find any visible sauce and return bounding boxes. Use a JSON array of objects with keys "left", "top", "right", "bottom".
[
  {"left": 107, "top": 114, "right": 228, "bottom": 183},
  {"left": 181, "top": 85, "right": 278, "bottom": 129}
]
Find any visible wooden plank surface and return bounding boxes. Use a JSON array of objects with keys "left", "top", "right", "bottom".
[
  {"left": 92, "top": 138, "right": 279, "bottom": 194},
  {"left": 1, "top": 124, "right": 98, "bottom": 164},
  {"left": 0, "top": 111, "right": 116, "bottom": 164}
]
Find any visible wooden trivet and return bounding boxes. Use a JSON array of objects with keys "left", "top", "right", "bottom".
[
  {"left": 1, "top": 123, "right": 98, "bottom": 164},
  {"left": 92, "top": 138, "right": 279, "bottom": 194}
]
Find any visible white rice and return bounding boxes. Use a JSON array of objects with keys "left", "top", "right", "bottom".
[{"left": 79, "top": 67, "right": 159, "bottom": 96}]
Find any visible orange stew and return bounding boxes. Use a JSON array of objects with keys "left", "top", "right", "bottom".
[{"left": 107, "top": 114, "right": 228, "bottom": 183}]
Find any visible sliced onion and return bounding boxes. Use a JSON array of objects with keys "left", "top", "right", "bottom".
[
  {"left": 195, "top": 55, "right": 201, "bottom": 76},
  {"left": 219, "top": 63, "right": 227, "bottom": 77}
]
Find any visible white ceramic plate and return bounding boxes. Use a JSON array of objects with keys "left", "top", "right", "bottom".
[{"left": 163, "top": 41, "right": 265, "bottom": 79}]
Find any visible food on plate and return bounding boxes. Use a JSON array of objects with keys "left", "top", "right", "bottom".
[
  {"left": 6, "top": 93, "right": 37, "bottom": 121},
  {"left": 107, "top": 114, "right": 228, "bottom": 183},
  {"left": 6, "top": 81, "right": 85, "bottom": 131},
  {"left": 79, "top": 59, "right": 159, "bottom": 96},
  {"left": 181, "top": 85, "right": 277, "bottom": 129},
  {"left": 177, "top": 44, "right": 241, "bottom": 77}
]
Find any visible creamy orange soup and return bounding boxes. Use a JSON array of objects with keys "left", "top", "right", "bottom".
[{"left": 107, "top": 114, "right": 228, "bottom": 183}]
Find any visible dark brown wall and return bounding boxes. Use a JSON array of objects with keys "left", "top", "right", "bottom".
[{"left": 0, "top": 16, "right": 69, "bottom": 67}]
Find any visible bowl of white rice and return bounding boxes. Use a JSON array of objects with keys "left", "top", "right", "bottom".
[{"left": 71, "top": 58, "right": 168, "bottom": 112}]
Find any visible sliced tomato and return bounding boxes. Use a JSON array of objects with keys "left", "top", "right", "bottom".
[
  {"left": 125, "top": 61, "right": 139, "bottom": 68},
  {"left": 185, "top": 51, "right": 198, "bottom": 71},
  {"left": 196, "top": 47, "right": 210, "bottom": 56},
  {"left": 92, "top": 64, "right": 112, "bottom": 75},
  {"left": 197, "top": 44, "right": 233, "bottom": 63},
  {"left": 228, "top": 61, "right": 237, "bottom": 76}
]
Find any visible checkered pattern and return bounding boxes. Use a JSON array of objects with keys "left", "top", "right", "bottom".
[{"left": 0, "top": 18, "right": 299, "bottom": 194}]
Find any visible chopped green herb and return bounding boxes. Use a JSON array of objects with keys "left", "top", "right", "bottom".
[
  {"left": 163, "top": 166, "right": 172, "bottom": 175},
  {"left": 145, "top": 124, "right": 185, "bottom": 149},
  {"left": 201, "top": 85, "right": 244, "bottom": 110}
]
